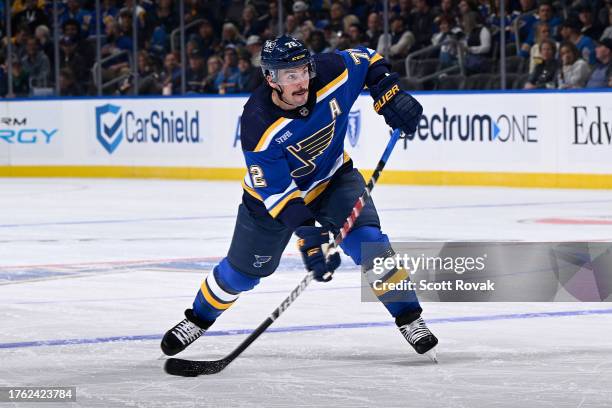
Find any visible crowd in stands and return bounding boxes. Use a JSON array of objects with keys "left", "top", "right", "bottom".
[{"left": 0, "top": 0, "right": 610, "bottom": 97}]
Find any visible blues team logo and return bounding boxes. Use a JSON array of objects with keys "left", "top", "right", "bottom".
[
  {"left": 95, "top": 104, "right": 123, "bottom": 154},
  {"left": 253, "top": 255, "right": 272, "bottom": 268},
  {"left": 346, "top": 110, "right": 361, "bottom": 147},
  {"left": 287, "top": 121, "right": 335, "bottom": 177}
]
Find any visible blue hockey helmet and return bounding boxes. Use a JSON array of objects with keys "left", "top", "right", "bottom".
[{"left": 260, "top": 35, "right": 316, "bottom": 85}]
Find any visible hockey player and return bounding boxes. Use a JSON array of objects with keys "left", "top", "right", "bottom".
[{"left": 161, "top": 35, "right": 438, "bottom": 361}]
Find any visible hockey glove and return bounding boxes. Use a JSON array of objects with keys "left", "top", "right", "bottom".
[
  {"left": 295, "top": 226, "right": 341, "bottom": 282},
  {"left": 370, "top": 72, "right": 423, "bottom": 135}
]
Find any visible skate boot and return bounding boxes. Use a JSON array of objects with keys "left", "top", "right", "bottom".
[
  {"left": 397, "top": 315, "right": 438, "bottom": 362},
  {"left": 161, "top": 309, "right": 214, "bottom": 356}
]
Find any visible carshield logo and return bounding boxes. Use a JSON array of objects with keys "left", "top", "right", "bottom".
[
  {"left": 346, "top": 110, "right": 360, "bottom": 147},
  {"left": 96, "top": 104, "right": 123, "bottom": 154}
]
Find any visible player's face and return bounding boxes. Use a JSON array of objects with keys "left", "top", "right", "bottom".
[{"left": 275, "top": 65, "right": 310, "bottom": 105}]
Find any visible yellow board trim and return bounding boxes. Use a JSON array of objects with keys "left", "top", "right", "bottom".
[
  {"left": 269, "top": 189, "right": 303, "bottom": 218},
  {"left": 254, "top": 117, "right": 286, "bottom": 152},
  {"left": 316, "top": 69, "right": 348, "bottom": 99},
  {"left": 2, "top": 166, "right": 612, "bottom": 189},
  {"left": 371, "top": 268, "right": 410, "bottom": 297},
  {"left": 201, "top": 281, "right": 234, "bottom": 310}
]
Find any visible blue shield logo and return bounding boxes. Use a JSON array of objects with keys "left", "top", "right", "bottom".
[
  {"left": 95, "top": 104, "right": 123, "bottom": 154},
  {"left": 346, "top": 110, "right": 361, "bottom": 147}
]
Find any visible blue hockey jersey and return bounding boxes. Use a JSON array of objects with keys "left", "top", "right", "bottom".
[{"left": 240, "top": 46, "right": 389, "bottom": 229}]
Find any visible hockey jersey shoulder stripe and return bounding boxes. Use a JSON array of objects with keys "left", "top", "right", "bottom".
[
  {"left": 316, "top": 69, "right": 348, "bottom": 102},
  {"left": 254, "top": 117, "right": 293, "bottom": 152},
  {"left": 369, "top": 53, "right": 383, "bottom": 65}
]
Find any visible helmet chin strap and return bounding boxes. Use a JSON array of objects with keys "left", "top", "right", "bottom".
[{"left": 273, "top": 83, "right": 303, "bottom": 108}]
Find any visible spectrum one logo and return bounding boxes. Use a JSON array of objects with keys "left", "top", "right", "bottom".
[
  {"left": 407, "top": 108, "right": 538, "bottom": 143},
  {"left": 95, "top": 104, "right": 201, "bottom": 154}
]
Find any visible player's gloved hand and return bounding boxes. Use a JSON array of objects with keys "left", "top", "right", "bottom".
[
  {"left": 370, "top": 72, "right": 423, "bottom": 135},
  {"left": 295, "top": 226, "right": 341, "bottom": 282}
]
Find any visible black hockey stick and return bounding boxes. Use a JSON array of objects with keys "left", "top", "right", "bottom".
[{"left": 164, "top": 129, "right": 403, "bottom": 377}]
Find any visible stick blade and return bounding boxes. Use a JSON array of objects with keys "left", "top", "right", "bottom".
[{"left": 164, "top": 358, "right": 229, "bottom": 377}]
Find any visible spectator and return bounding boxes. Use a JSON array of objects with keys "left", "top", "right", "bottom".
[
  {"left": 160, "top": 52, "right": 181, "bottom": 95},
  {"left": 376, "top": 16, "right": 415, "bottom": 59},
  {"left": 186, "top": 52, "right": 206, "bottom": 93},
  {"left": 10, "top": 0, "right": 45, "bottom": 14},
  {"left": 240, "top": 5, "right": 261, "bottom": 38},
  {"left": 202, "top": 55, "right": 222, "bottom": 93},
  {"left": 487, "top": 0, "right": 516, "bottom": 44},
  {"left": 10, "top": 26, "right": 30, "bottom": 60},
  {"left": 462, "top": 11, "right": 491, "bottom": 74},
  {"left": 237, "top": 52, "right": 262, "bottom": 93},
  {"left": 515, "top": 0, "right": 538, "bottom": 43},
  {"left": 365, "top": 12, "right": 382, "bottom": 50},
  {"left": 577, "top": 5, "right": 604, "bottom": 41},
  {"left": 328, "top": 2, "right": 345, "bottom": 33},
  {"left": 347, "top": 23, "right": 366, "bottom": 48},
  {"left": 214, "top": 45, "right": 240, "bottom": 94},
  {"left": 59, "top": 67, "right": 83, "bottom": 96},
  {"left": 220, "top": 22, "right": 244, "bottom": 48},
  {"left": 149, "top": 0, "right": 178, "bottom": 35},
  {"left": 586, "top": 38, "right": 612, "bottom": 87},
  {"left": 599, "top": 7, "right": 612, "bottom": 41},
  {"left": 34, "top": 25, "right": 54, "bottom": 68},
  {"left": 524, "top": 38, "right": 558, "bottom": 88},
  {"left": 528, "top": 22, "right": 558, "bottom": 73},
  {"left": 245, "top": 35, "right": 263, "bottom": 67},
  {"left": 11, "top": 0, "right": 48, "bottom": 33},
  {"left": 59, "top": 35, "right": 87, "bottom": 82},
  {"left": 136, "top": 50, "right": 162, "bottom": 95},
  {"left": 292, "top": 1, "right": 311, "bottom": 26},
  {"left": 10, "top": 59, "right": 30, "bottom": 96},
  {"left": 457, "top": 0, "right": 478, "bottom": 19},
  {"left": 410, "top": 0, "right": 435, "bottom": 50},
  {"left": 522, "top": 1, "right": 561, "bottom": 53},
  {"left": 60, "top": 0, "right": 93, "bottom": 37},
  {"left": 190, "top": 19, "right": 219, "bottom": 62},
  {"left": 434, "top": 0, "right": 459, "bottom": 24},
  {"left": 258, "top": 0, "right": 280, "bottom": 39},
  {"left": 21, "top": 36, "right": 50, "bottom": 85},
  {"left": 432, "top": 15, "right": 461, "bottom": 68},
  {"left": 560, "top": 18, "right": 597, "bottom": 65},
  {"left": 308, "top": 30, "right": 332, "bottom": 55},
  {"left": 63, "top": 19, "right": 94, "bottom": 66},
  {"left": 557, "top": 41, "right": 590, "bottom": 88},
  {"left": 285, "top": 14, "right": 302, "bottom": 40}
]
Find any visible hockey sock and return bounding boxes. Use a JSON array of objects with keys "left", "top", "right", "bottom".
[{"left": 193, "top": 258, "right": 260, "bottom": 322}]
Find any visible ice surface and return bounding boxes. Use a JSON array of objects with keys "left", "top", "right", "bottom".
[{"left": 1, "top": 178, "right": 611, "bottom": 407}]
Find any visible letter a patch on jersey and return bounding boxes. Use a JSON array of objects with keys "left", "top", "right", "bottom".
[{"left": 287, "top": 121, "right": 335, "bottom": 178}]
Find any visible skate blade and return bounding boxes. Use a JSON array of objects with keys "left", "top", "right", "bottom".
[{"left": 424, "top": 346, "right": 438, "bottom": 363}]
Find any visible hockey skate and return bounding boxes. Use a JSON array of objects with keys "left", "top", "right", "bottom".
[
  {"left": 398, "top": 316, "right": 439, "bottom": 363},
  {"left": 161, "top": 309, "right": 213, "bottom": 356}
]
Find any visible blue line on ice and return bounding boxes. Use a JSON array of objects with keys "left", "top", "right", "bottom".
[{"left": 1, "top": 308, "right": 611, "bottom": 350}]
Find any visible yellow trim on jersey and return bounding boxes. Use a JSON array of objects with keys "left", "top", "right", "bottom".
[
  {"left": 316, "top": 69, "right": 348, "bottom": 99},
  {"left": 242, "top": 179, "right": 263, "bottom": 201},
  {"left": 201, "top": 280, "right": 235, "bottom": 310},
  {"left": 304, "top": 180, "right": 330, "bottom": 204},
  {"left": 254, "top": 117, "right": 286, "bottom": 152},
  {"left": 269, "top": 189, "right": 302, "bottom": 218},
  {"left": 371, "top": 268, "right": 410, "bottom": 297},
  {"left": 369, "top": 53, "right": 383, "bottom": 65}
]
